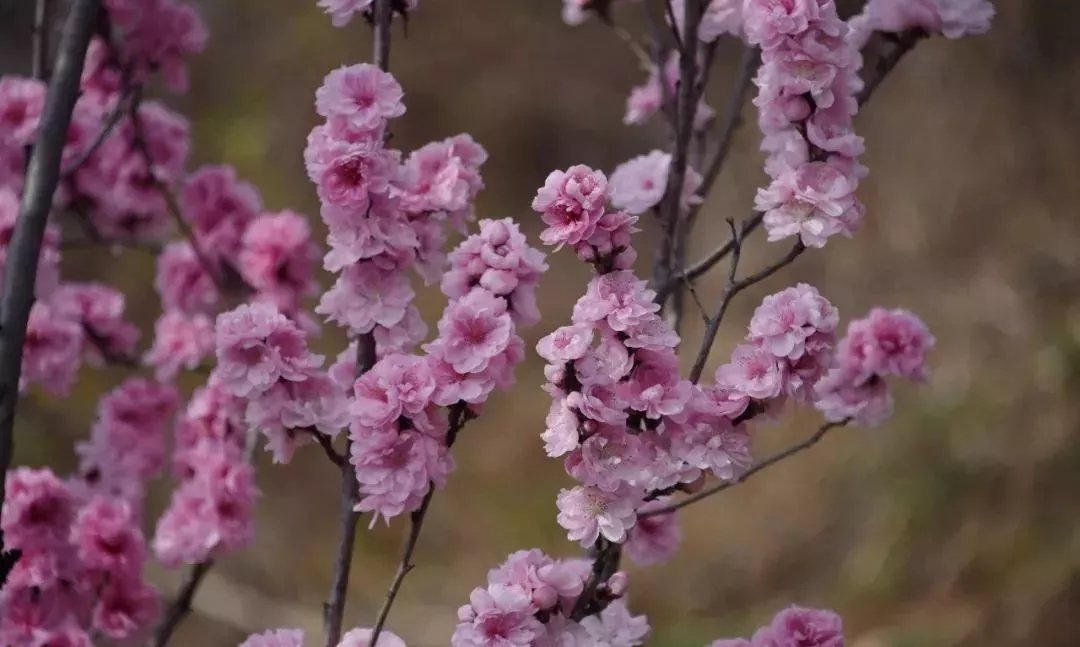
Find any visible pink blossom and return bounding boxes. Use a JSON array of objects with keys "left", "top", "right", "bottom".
[
  {"left": 625, "top": 500, "right": 681, "bottom": 566},
  {"left": 813, "top": 368, "right": 892, "bottom": 426},
  {"left": 620, "top": 349, "right": 692, "bottom": 419},
  {"left": 610, "top": 150, "right": 702, "bottom": 215},
  {"left": 452, "top": 584, "right": 545, "bottom": 647},
  {"left": 755, "top": 162, "right": 860, "bottom": 248},
  {"left": 21, "top": 302, "right": 83, "bottom": 395},
  {"left": 573, "top": 599, "right": 650, "bottom": 647},
  {"left": 338, "top": 627, "right": 408, "bottom": 647},
  {"left": 752, "top": 606, "right": 844, "bottom": 647},
  {"left": 0, "top": 76, "right": 45, "bottom": 146},
  {"left": 2, "top": 468, "right": 73, "bottom": 550},
  {"left": 709, "top": 641, "right": 752, "bottom": 647},
  {"left": 428, "top": 290, "right": 513, "bottom": 374},
  {"left": 105, "top": 0, "right": 207, "bottom": 92},
  {"left": 373, "top": 305, "right": 429, "bottom": 356},
  {"left": 153, "top": 451, "right": 257, "bottom": 566},
  {"left": 861, "top": 0, "right": 994, "bottom": 39},
  {"left": 556, "top": 485, "right": 639, "bottom": 546},
  {"left": 542, "top": 399, "right": 581, "bottom": 457},
  {"left": 246, "top": 370, "right": 349, "bottom": 462},
  {"left": 537, "top": 324, "right": 594, "bottom": 364},
  {"left": 748, "top": 283, "right": 838, "bottom": 360},
  {"left": 716, "top": 343, "right": 786, "bottom": 401},
  {"left": 239, "top": 211, "right": 319, "bottom": 313},
  {"left": 531, "top": 165, "right": 609, "bottom": 247},
  {"left": 215, "top": 302, "right": 322, "bottom": 398},
  {"left": 350, "top": 428, "right": 452, "bottom": 523},
  {"left": 69, "top": 497, "right": 145, "bottom": 574},
  {"left": 144, "top": 312, "right": 215, "bottom": 381},
  {"left": 92, "top": 575, "right": 159, "bottom": 640},
  {"left": 742, "top": 0, "right": 822, "bottom": 48},
  {"left": 398, "top": 135, "right": 487, "bottom": 218},
  {"left": 53, "top": 282, "right": 139, "bottom": 363},
  {"left": 316, "top": 64, "right": 406, "bottom": 131},
  {"left": 352, "top": 353, "right": 436, "bottom": 429},
  {"left": 572, "top": 271, "right": 660, "bottom": 332},
  {"left": 486, "top": 549, "right": 590, "bottom": 612},
  {"left": 304, "top": 121, "right": 397, "bottom": 212},
  {"left": 317, "top": 261, "right": 414, "bottom": 334},
  {"left": 669, "top": 414, "right": 752, "bottom": 480},
  {"left": 838, "top": 308, "right": 934, "bottom": 382},
  {"left": 182, "top": 165, "right": 262, "bottom": 255},
  {"left": 155, "top": 241, "right": 220, "bottom": 314},
  {"left": 239, "top": 629, "right": 305, "bottom": 647}
]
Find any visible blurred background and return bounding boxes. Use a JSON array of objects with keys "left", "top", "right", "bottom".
[{"left": 3, "top": 0, "right": 1080, "bottom": 645}]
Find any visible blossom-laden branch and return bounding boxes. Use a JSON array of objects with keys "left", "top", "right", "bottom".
[
  {"left": 0, "top": 0, "right": 101, "bottom": 589},
  {"left": 640, "top": 418, "right": 850, "bottom": 519}
]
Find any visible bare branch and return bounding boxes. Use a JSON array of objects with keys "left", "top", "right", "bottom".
[
  {"left": 151, "top": 560, "right": 214, "bottom": 647},
  {"left": 0, "top": 0, "right": 101, "bottom": 588},
  {"left": 322, "top": 333, "right": 376, "bottom": 647},
  {"left": 688, "top": 240, "right": 805, "bottom": 383},
  {"left": 63, "top": 84, "right": 135, "bottom": 176},
  {"left": 640, "top": 419, "right": 850, "bottom": 518},
  {"left": 32, "top": 0, "right": 53, "bottom": 80},
  {"left": 856, "top": 28, "right": 926, "bottom": 105}
]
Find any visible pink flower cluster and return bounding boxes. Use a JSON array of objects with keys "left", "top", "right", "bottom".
[
  {"left": 153, "top": 376, "right": 257, "bottom": 566},
  {"left": 709, "top": 605, "right": 844, "bottom": 647},
  {"left": 214, "top": 302, "right": 347, "bottom": 462},
  {"left": 532, "top": 165, "right": 640, "bottom": 273},
  {"left": 103, "top": 0, "right": 208, "bottom": 92},
  {"left": 307, "top": 63, "right": 488, "bottom": 356},
  {"left": 241, "top": 626, "right": 407, "bottom": 647},
  {"left": 714, "top": 283, "right": 839, "bottom": 416},
  {"left": 1, "top": 469, "right": 159, "bottom": 645},
  {"left": 532, "top": 165, "right": 760, "bottom": 556},
  {"left": 609, "top": 150, "right": 703, "bottom": 215},
  {"left": 453, "top": 549, "right": 649, "bottom": 647},
  {"left": 317, "top": 0, "right": 419, "bottom": 28},
  {"left": 814, "top": 307, "right": 934, "bottom": 426},
  {"left": 852, "top": 0, "right": 994, "bottom": 41},
  {"left": 744, "top": 0, "right": 866, "bottom": 248}
]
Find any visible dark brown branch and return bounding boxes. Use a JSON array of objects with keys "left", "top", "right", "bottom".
[
  {"left": 0, "top": 0, "right": 100, "bottom": 588},
  {"left": 696, "top": 45, "right": 759, "bottom": 207},
  {"left": 322, "top": 333, "right": 376, "bottom": 647},
  {"left": 373, "top": 0, "right": 392, "bottom": 72},
  {"left": 62, "top": 84, "right": 134, "bottom": 176},
  {"left": 856, "top": 28, "right": 926, "bottom": 105},
  {"left": 570, "top": 539, "right": 623, "bottom": 620},
  {"left": 640, "top": 419, "right": 850, "bottom": 518},
  {"left": 32, "top": 0, "right": 52, "bottom": 80},
  {"left": 660, "top": 0, "right": 684, "bottom": 54},
  {"left": 651, "top": 0, "right": 703, "bottom": 294},
  {"left": 688, "top": 240, "right": 805, "bottom": 383},
  {"left": 151, "top": 560, "right": 214, "bottom": 647}
]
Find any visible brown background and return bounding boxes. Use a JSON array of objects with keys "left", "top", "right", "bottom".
[{"left": 3, "top": 0, "right": 1080, "bottom": 645}]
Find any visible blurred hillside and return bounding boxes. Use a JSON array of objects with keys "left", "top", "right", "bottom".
[{"left": 3, "top": 1, "right": 1080, "bottom": 645}]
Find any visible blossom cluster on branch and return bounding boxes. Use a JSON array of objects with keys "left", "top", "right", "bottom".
[{"left": 0, "top": 0, "right": 992, "bottom": 645}]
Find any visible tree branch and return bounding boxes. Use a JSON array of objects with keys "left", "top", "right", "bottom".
[
  {"left": 856, "top": 28, "right": 926, "bottom": 105},
  {"left": 322, "top": 333, "right": 376, "bottom": 647},
  {"left": 32, "top": 0, "right": 52, "bottom": 80},
  {"left": 639, "top": 419, "right": 850, "bottom": 518},
  {"left": 151, "top": 560, "right": 214, "bottom": 647},
  {"left": 688, "top": 240, "right": 805, "bottom": 383},
  {"left": 0, "top": 0, "right": 100, "bottom": 588}
]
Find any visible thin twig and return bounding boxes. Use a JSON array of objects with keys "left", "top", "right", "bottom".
[
  {"left": 307, "top": 428, "right": 346, "bottom": 467},
  {"left": 570, "top": 540, "right": 622, "bottom": 620},
  {"left": 32, "top": 0, "right": 52, "bottom": 80},
  {"left": 367, "top": 403, "right": 470, "bottom": 646},
  {"left": 322, "top": 333, "right": 376, "bottom": 647},
  {"left": 63, "top": 84, "right": 134, "bottom": 176},
  {"left": 661, "top": 0, "right": 684, "bottom": 54},
  {"left": 688, "top": 240, "right": 805, "bottom": 383},
  {"left": 0, "top": 0, "right": 100, "bottom": 589},
  {"left": 151, "top": 560, "right": 214, "bottom": 647},
  {"left": 640, "top": 419, "right": 850, "bottom": 518}
]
